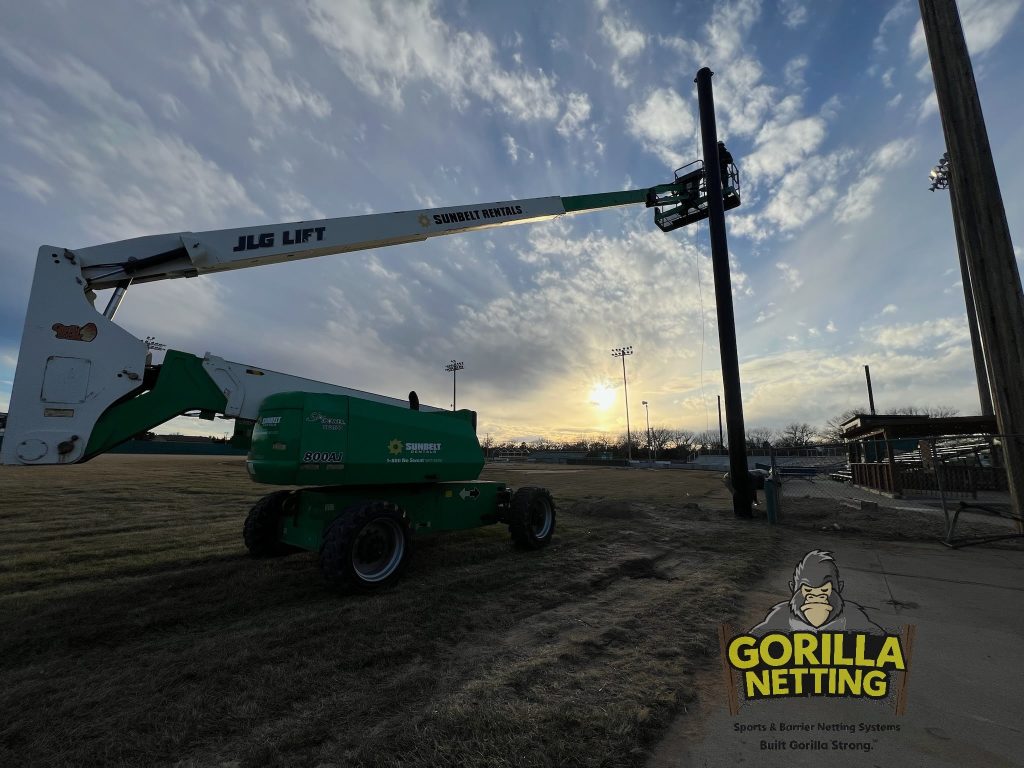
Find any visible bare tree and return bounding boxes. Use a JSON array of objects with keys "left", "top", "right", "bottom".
[
  {"left": 672, "top": 429, "right": 697, "bottom": 451},
  {"left": 776, "top": 422, "right": 818, "bottom": 447},
  {"left": 745, "top": 426, "right": 777, "bottom": 448},
  {"left": 644, "top": 425, "right": 675, "bottom": 454},
  {"left": 886, "top": 405, "right": 961, "bottom": 418},
  {"left": 820, "top": 408, "right": 865, "bottom": 443},
  {"left": 692, "top": 429, "right": 724, "bottom": 452}
]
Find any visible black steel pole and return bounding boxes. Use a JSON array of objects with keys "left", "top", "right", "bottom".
[
  {"left": 696, "top": 67, "right": 751, "bottom": 518},
  {"left": 717, "top": 394, "right": 724, "bottom": 451},
  {"left": 453, "top": 367, "right": 456, "bottom": 411},
  {"left": 864, "top": 365, "right": 876, "bottom": 415},
  {"left": 622, "top": 355, "right": 632, "bottom": 462}
]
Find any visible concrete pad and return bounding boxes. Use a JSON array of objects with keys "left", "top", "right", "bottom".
[{"left": 649, "top": 536, "right": 1024, "bottom": 768}]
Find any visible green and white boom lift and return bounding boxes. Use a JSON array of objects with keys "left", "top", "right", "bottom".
[{"left": 1, "top": 158, "right": 740, "bottom": 590}]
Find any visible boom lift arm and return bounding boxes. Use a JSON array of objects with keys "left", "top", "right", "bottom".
[{"left": 2, "top": 160, "right": 740, "bottom": 466}]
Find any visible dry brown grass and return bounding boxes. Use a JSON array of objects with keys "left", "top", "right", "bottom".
[
  {"left": 5, "top": 458, "right": 1020, "bottom": 766},
  {"left": 0, "top": 457, "right": 779, "bottom": 768}
]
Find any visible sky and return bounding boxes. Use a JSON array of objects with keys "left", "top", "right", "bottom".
[{"left": 1, "top": 0, "right": 1022, "bottom": 444}]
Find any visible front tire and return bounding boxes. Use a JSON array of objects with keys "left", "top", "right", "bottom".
[
  {"left": 508, "top": 486, "right": 555, "bottom": 550},
  {"left": 320, "top": 501, "right": 411, "bottom": 592},
  {"left": 243, "top": 490, "right": 294, "bottom": 557}
]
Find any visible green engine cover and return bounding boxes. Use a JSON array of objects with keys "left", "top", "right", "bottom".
[{"left": 246, "top": 392, "right": 484, "bottom": 486}]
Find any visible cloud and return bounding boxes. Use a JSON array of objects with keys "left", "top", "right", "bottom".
[
  {"left": 306, "top": 0, "right": 560, "bottom": 122},
  {"left": 0, "top": 42, "right": 262, "bottom": 242},
  {"left": 917, "top": 91, "right": 938, "bottom": 121},
  {"left": 835, "top": 137, "right": 918, "bottom": 223},
  {"left": 176, "top": 5, "right": 331, "bottom": 127},
  {"left": 834, "top": 176, "right": 884, "bottom": 223},
  {"left": 260, "top": 12, "right": 293, "bottom": 57},
  {"left": 759, "top": 150, "right": 851, "bottom": 233},
  {"left": 744, "top": 115, "right": 828, "bottom": 182},
  {"left": 600, "top": 14, "right": 646, "bottom": 58},
  {"left": 625, "top": 88, "right": 696, "bottom": 166},
  {"left": 2, "top": 165, "right": 54, "bottom": 203},
  {"left": 874, "top": 0, "right": 914, "bottom": 53},
  {"left": 867, "top": 316, "right": 971, "bottom": 350},
  {"left": 909, "top": 0, "right": 1024, "bottom": 59},
  {"left": 503, "top": 134, "right": 519, "bottom": 163},
  {"left": 784, "top": 55, "right": 809, "bottom": 88},
  {"left": 556, "top": 92, "right": 592, "bottom": 138},
  {"left": 775, "top": 262, "right": 804, "bottom": 289},
  {"left": 779, "top": 0, "right": 809, "bottom": 28},
  {"left": 882, "top": 304, "right": 899, "bottom": 315},
  {"left": 756, "top": 303, "right": 779, "bottom": 323}
]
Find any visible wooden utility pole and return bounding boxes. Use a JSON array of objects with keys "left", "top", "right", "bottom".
[
  {"left": 919, "top": 0, "right": 1024, "bottom": 527},
  {"left": 947, "top": 177, "right": 994, "bottom": 416}
]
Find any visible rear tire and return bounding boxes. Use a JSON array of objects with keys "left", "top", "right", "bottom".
[
  {"left": 320, "top": 501, "right": 411, "bottom": 592},
  {"left": 243, "top": 490, "right": 294, "bottom": 557},
  {"left": 508, "top": 486, "right": 555, "bottom": 550}
]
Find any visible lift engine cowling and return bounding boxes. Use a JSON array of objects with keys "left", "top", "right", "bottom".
[{"left": 246, "top": 391, "right": 485, "bottom": 486}]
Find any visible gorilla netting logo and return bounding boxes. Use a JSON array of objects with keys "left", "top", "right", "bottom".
[{"left": 719, "top": 551, "right": 916, "bottom": 715}]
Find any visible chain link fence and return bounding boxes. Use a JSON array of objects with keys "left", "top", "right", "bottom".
[{"left": 767, "top": 433, "right": 1024, "bottom": 547}]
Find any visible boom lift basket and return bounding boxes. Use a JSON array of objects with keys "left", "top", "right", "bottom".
[{"left": 646, "top": 158, "right": 741, "bottom": 233}]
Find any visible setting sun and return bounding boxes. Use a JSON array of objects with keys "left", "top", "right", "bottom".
[{"left": 588, "top": 384, "right": 616, "bottom": 410}]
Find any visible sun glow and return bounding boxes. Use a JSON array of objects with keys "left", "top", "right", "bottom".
[{"left": 589, "top": 384, "right": 616, "bottom": 410}]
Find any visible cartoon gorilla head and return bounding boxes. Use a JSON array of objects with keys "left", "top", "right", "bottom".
[{"left": 788, "top": 550, "right": 844, "bottom": 628}]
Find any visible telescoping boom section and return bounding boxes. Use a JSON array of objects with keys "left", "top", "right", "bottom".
[{"left": 2, "top": 159, "right": 739, "bottom": 466}]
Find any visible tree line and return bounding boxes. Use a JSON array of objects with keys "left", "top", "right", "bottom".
[{"left": 483, "top": 404, "right": 960, "bottom": 460}]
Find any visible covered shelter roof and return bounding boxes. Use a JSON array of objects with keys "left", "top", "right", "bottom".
[{"left": 840, "top": 413, "right": 997, "bottom": 441}]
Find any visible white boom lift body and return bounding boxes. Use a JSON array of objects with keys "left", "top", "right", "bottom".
[{"left": 2, "top": 164, "right": 740, "bottom": 466}]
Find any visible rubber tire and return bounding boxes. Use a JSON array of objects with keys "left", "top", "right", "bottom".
[
  {"left": 508, "top": 486, "right": 556, "bottom": 550},
  {"left": 319, "top": 501, "right": 411, "bottom": 592},
  {"left": 243, "top": 490, "right": 294, "bottom": 557}
]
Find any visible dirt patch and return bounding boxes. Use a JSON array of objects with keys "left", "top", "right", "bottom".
[{"left": 571, "top": 498, "right": 650, "bottom": 519}]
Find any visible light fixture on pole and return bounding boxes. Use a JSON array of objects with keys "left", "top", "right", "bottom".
[
  {"left": 642, "top": 400, "right": 654, "bottom": 464},
  {"left": 928, "top": 153, "right": 950, "bottom": 192},
  {"left": 611, "top": 346, "right": 633, "bottom": 462},
  {"left": 444, "top": 359, "right": 464, "bottom": 410}
]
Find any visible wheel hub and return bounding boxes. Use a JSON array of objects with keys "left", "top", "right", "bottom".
[{"left": 351, "top": 518, "right": 405, "bottom": 582}]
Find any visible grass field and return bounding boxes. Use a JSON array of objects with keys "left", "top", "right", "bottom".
[
  {"left": 3, "top": 457, "right": 1017, "bottom": 767},
  {"left": 0, "top": 456, "right": 778, "bottom": 767}
]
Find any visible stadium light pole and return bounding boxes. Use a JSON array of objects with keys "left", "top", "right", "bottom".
[
  {"left": 445, "top": 360, "right": 464, "bottom": 410},
  {"left": 929, "top": 152, "right": 993, "bottom": 416},
  {"left": 642, "top": 400, "right": 653, "bottom": 463},
  {"left": 612, "top": 346, "right": 633, "bottom": 462},
  {"left": 920, "top": 0, "right": 1024, "bottom": 532}
]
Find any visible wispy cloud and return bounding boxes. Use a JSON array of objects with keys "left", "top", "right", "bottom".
[
  {"left": 779, "top": 0, "right": 809, "bottom": 28},
  {"left": 835, "top": 137, "right": 918, "bottom": 223},
  {"left": 2, "top": 165, "right": 53, "bottom": 203},
  {"left": 306, "top": 0, "right": 563, "bottom": 122},
  {"left": 625, "top": 88, "right": 695, "bottom": 166},
  {"left": 909, "top": 0, "right": 1024, "bottom": 59}
]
